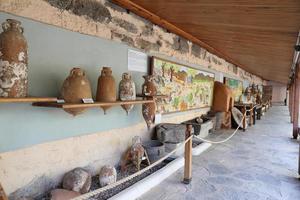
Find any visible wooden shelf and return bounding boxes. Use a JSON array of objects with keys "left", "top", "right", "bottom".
[
  {"left": 32, "top": 99, "right": 154, "bottom": 109},
  {"left": 0, "top": 97, "right": 57, "bottom": 103},
  {"left": 136, "top": 94, "right": 169, "bottom": 99}
]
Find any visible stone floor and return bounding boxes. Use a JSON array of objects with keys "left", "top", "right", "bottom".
[{"left": 138, "top": 106, "right": 300, "bottom": 200}]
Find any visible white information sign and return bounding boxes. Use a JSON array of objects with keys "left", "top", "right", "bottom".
[{"left": 128, "top": 49, "right": 148, "bottom": 72}]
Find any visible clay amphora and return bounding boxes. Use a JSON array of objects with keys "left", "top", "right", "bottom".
[
  {"left": 142, "top": 75, "right": 156, "bottom": 129},
  {"left": 119, "top": 73, "right": 136, "bottom": 115},
  {"left": 0, "top": 19, "right": 28, "bottom": 97},
  {"left": 142, "top": 75, "right": 157, "bottom": 96},
  {"left": 96, "top": 67, "right": 116, "bottom": 113},
  {"left": 61, "top": 68, "right": 92, "bottom": 115}
]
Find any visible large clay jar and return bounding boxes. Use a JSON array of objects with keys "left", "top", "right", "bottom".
[
  {"left": 142, "top": 75, "right": 156, "bottom": 130},
  {"left": 142, "top": 75, "right": 157, "bottom": 96},
  {"left": 0, "top": 19, "right": 28, "bottom": 97},
  {"left": 96, "top": 67, "right": 116, "bottom": 113},
  {"left": 61, "top": 68, "right": 92, "bottom": 116},
  {"left": 119, "top": 72, "right": 136, "bottom": 115}
]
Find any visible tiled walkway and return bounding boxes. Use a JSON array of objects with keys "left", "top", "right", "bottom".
[{"left": 139, "top": 106, "right": 300, "bottom": 200}]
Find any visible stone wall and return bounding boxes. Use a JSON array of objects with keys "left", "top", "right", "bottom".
[{"left": 0, "top": 0, "right": 264, "bottom": 85}]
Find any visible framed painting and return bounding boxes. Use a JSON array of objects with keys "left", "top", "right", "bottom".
[
  {"left": 151, "top": 57, "right": 215, "bottom": 114},
  {"left": 223, "top": 77, "right": 243, "bottom": 102}
]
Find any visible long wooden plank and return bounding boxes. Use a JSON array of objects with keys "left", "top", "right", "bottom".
[
  {"left": 32, "top": 99, "right": 154, "bottom": 109},
  {"left": 0, "top": 97, "right": 57, "bottom": 103},
  {"left": 131, "top": 0, "right": 298, "bottom": 8}
]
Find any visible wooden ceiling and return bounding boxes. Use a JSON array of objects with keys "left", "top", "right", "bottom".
[{"left": 113, "top": 0, "right": 300, "bottom": 83}]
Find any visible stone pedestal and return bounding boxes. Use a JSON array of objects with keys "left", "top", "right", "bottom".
[
  {"left": 198, "top": 120, "right": 213, "bottom": 138},
  {"left": 156, "top": 123, "right": 186, "bottom": 143}
]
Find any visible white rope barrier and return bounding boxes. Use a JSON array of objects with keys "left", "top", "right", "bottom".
[
  {"left": 72, "top": 105, "right": 258, "bottom": 199},
  {"left": 191, "top": 105, "right": 257, "bottom": 144},
  {"left": 72, "top": 135, "right": 193, "bottom": 200}
]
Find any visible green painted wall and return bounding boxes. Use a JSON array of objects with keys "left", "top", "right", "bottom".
[
  {"left": 0, "top": 13, "right": 151, "bottom": 152},
  {"left": 0, "top": 12, "right": 241, "bottom": 153}
]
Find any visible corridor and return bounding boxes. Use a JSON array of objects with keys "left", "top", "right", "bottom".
[{"left": 139, "top": 106, "right": 300, "bottom": 200}]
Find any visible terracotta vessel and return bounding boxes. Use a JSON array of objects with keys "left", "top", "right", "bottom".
[
  {"left": 96, "top": 67, "right": 116, "bottom": 113},
  {"left": 130, "top": 136, "right": 145, "bottom": 171},
  {"left": 61, "top": 68, "right": 92, "bottom": 115},
  {"left": 142, "top": 75, "right": 157, "bottom": 96},
  {"left": 119, "top": 72, "right": 136, "bottom": 115},
  {"left": 142, "top": 102, "right": 156, "bottom": 130},
  {"left": 142, "top": 75, "right": 156, "bottom": 129},
  {"left": 0, "top": 19, "right": 28, "bottom": 97}
]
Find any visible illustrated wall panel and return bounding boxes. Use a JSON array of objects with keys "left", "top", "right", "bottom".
[
  {"left": 151, "top": 57, "right": 214, "bottom": 113},
  {"left": 224, "top": 77, "right": 243, "bottom": 102}
]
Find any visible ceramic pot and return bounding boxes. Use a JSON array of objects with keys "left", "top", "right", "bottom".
[
  {"left": 142, "top": 75, "right": 156, "bottom": 129},
  {"left": 0, "top": 19, "right": 28, "bottom": 97},
  {"left": 142, "top": 102, "right": 156, "bottom": 130},
  {"left": 143, "top": 140, "right": 165, "bottom": 163},
  {"left": 130, "top": 136, "right": 145, "bottom": 171},
  {"left": 96, "top": 67, "right": 116, "bottom": 113},
  {"left": 142, "top": 75, "right": 157, "bottom": 96},
  {"left": 119, "top": 73, "right": 136, "bottom": 115},
  {"left": 61, "top": 68, "right": 92, "bottom": 115}
]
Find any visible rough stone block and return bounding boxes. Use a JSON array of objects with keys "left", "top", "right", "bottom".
[
  {"left": 172, "top": 36, "right": 189, "bottom": 54},
  {"left": 112, "top": 17, "right": 138, "bottom": 34},
  {"left": 156, "top": 123, "right": 186, "bottom": 143},
  {"left": 191, "top": 43, "right": 201, "bottom": 57},
  {"left": 199, "top": 120, "right": 213, "bottom": 138},
  {"left": 62, "top": 168, "right": 91, "bottom": 194},
  {"left": 46, "top": 0, "right": 112, "bottom": 23},
  {"left": 136, "top": 38, "right": 161, "bottom": 52},
  {"left": 111, "top": 31, "right": 134, "bottom": 46},
  {"left": 99, "top": 165, "right": 117, "bottom": 187}
]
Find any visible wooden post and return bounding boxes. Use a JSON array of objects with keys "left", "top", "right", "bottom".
[
  {"left": 293, "top": 64, "right": 300, "bottom": 139},
  {"left": 252, "top": 103, "right": 256, "bottom": 125},
  {"left": 183, "top": 124, "right": 192, "bottom": 184},
  {"left": 242, "top": 105, "right": 246, "bottom": 131},
  {"left": 288, "top": 85, "right": 292, "bottom": 118},
  {"left": 290, "top": 80, "right": 295, "bottom": 123},
  {"left": 249, "top": 103, "right": 253, "bottom": 126},
  {"left": 0, "top": 183, "right": 8, "bottom": 200}
]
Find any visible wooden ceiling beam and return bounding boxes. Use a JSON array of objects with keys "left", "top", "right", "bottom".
[
  {"left": 174, "top": 23, "right": 298, "bottom": 33},
  {"left": 132, "top": 0, "right": 298, "bottom": 8}
]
